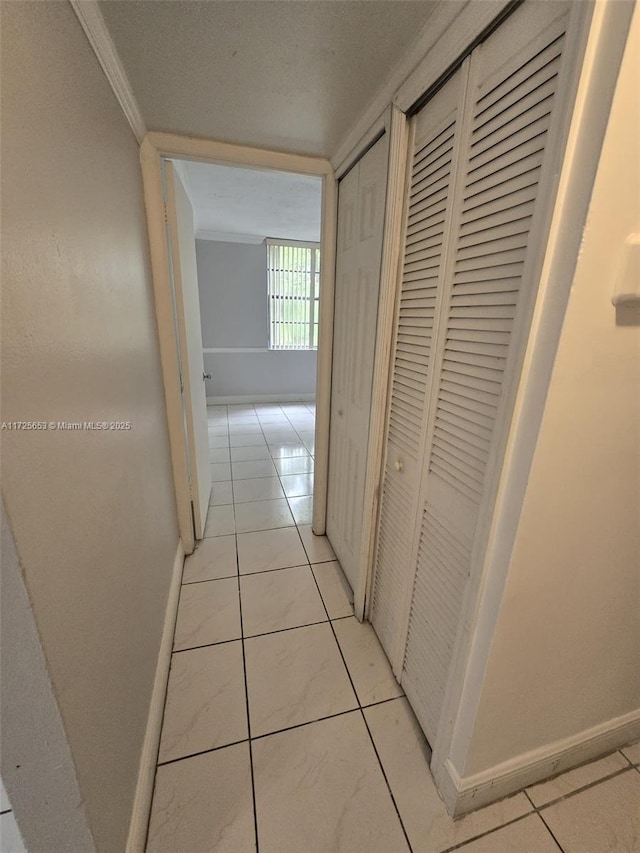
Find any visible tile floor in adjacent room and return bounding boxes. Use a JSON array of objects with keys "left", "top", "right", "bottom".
[{"left": 145, "top": 402, "right": 640, "bottom": 853}]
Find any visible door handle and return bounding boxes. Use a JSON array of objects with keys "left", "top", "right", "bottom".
[{"left": 203, "top": 372, "right": 212, "bottom": 380}]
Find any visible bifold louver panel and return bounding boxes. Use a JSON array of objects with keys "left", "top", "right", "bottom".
[
  {"left": 387, "top": 119, "right": 456, "bottom": 460},
  {"left": 428, "top": 32, "right": 565, "bottom": 504},
  {"left": 402, "top": 506, "right": 471, "bottom": 745},
  {"left": 370, "top": 460, "right": 416, "bottom": 654},
  {"left": 371, "top": 70, "right": 463, "bottom": 665}
]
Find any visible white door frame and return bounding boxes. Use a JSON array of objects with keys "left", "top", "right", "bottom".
[{"left": 139, "top": 132, "right": 335, "bottom": 553}]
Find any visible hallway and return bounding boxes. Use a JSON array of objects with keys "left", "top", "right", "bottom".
[{"left": 143, "top": 402, "right": 640, "bottom": 853}]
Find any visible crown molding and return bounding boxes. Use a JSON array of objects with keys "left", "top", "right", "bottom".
[
  {"left": 70, "top": 0, "right": 147, "bottom": 144},
  {"left": 196, "top": 230, "right": 265, "bottom": 244}
]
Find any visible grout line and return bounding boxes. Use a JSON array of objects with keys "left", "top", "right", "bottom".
[
  {"left": 156, "top": 737, "right": 249, "bottom": 768},
  {"left": 235, "top": 523, "right": 260, "bottom": 853},
  {"left": 535, "top": 765, "right": 635, "bottom": 812},
  {"left": 360, "top": 710, "right": 414, "bottom": 853},
  {"left": 438, "top": 812, "right": 536, "bottom": 853},
  {"left": 619, "top": 748, "right": 637, "bottom": 768},
  {"left": 251, "top": 706, "right": 361, "bottom": 743},
  {"left": 535, "top": 808, "right": 567, "bottom": 853},
  {"left": 182, "top": 574, "right": 238, "bottom": 586},
  {"left": 172, "top": 636, "right": 243, "bottom": 653},
  {"left": 174, "top": 614, "right": 353, "bottom": 657}
]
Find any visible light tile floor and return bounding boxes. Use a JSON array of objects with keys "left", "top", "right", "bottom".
[{"left": 146, "top": 402, "right": 640, "bottom": 852}]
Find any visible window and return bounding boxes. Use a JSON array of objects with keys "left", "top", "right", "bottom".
[{"left": 266, "top": 240, "right": 320, "bottom": 350}]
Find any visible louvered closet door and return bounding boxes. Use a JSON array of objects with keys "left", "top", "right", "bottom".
[
  {"left": 370, "top": 67, "right": 469, "bottom": 665},
  {"left": 327, "top": 133, "right": 389, "bottom": 591},
  {"left": 370, "top": 0, "right": 572, "bottom": 747},
  {"left": 401, "top": 1, "right": 572, "bottom": 745}
]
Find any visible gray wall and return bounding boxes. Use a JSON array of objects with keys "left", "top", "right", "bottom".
[
  {"left": 196, "top": 240, "right": 317, "bottom": 399},
  {"left": 1, "top": 4, "right": 178, "bottom": 851}
]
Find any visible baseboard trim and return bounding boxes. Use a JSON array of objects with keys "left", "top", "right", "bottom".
[
  {"left": 442, "top": 708, "right": 640, "bottom": 817},
  {"left": 207, "top": 393, "right": 316, "bottom": 405},
  {"left": 126, "top": 539, "right": 184, "bottom": 853}
]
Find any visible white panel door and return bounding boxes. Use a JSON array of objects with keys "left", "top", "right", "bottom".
[
  {"left": 327, "top": 133, "right": 389, "bottom": 591},
  {"left": 164, "top": 161, "right": 211, "bottom": 539}
]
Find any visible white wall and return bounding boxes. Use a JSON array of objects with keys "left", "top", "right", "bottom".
[
  {"left": 0, "top": 3, "right": 179, "bottom": 851},
  {"left": 196, "top": 239, "right": 317, "bottom": 399},
  {"left": 463, "top": 7, "right": 640, "bottom": 777}
]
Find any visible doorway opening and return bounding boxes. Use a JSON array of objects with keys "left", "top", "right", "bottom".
[{"left": 167, "top": 158, "right": 323, "bottom": 548}]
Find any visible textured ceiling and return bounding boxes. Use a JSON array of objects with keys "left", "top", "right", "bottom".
[
  {"left": 99, "top": 0, "right": 437, "bottom": 158},
  {"left": 178, "top": 160, "right": 322, "bottom": 242}
]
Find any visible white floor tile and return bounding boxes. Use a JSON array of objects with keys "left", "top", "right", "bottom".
[
  {"left": 240, "top": 565, "right": 327, "bottom": 637},
  {"left": 527, "top": 751, "right": 630, "bottom": 807},
  {"left": 257, "top": 415, "right": 289, "bottom": 424},
  {"left": 209, "top": 481, "right": 233, "bottom": 507},
  {"left": 173, "top": 578, "right": 241, "bottom": 651},
  {"left": 234, "top": 498, "right": 295, "bottom": 533},
  {"left": 228, "top": 423, "right": 262, "bottom": 435},
  {"left": 252, "top": 712, "right": 409, "bottom": 853},
  {"left": 182, "top": 535, "right": 237, "bottom": 583},
  {"left": 298, "top": 525, "right": 336, "bottom": 563},
  {"left": 245, "top": 623, "right": 357, "bottom": 738},
  {"left": 237, "top": 527, "right": 307, "bottom": 575},
  {"left": 147, "top": 744, "right": 255, "bottom": 853},
  {"left": 541, "top": 769, "right": 640, "bottom": 853},
  {"left": 364, "top": 698, "right": 533, "bottom": 852},
  {"left": 203, "top": 505, "right": 235, "bottom": 538},
  {"left": 621, "top": 741, "right": 640, "bottom": 765},
  {"left": 254, "top": 405, "right": 283, "bottom": 414},
  {"left": 209, "top": 434, "right": 230, "bottom": 448},
  {"left": 207, "top": 425, "right": 229, "bottom": 436},
  {"left": 262, "top": 424, "right": 300, "bottom": 442},
  {"left": 158, "top": 643, "right": 247, "bottom": 763},
  {"left": 311, "top": 561, "right": 353, "bottom": 619},
  {"left": 232, "top": 459, "right": 278, "bottom": 480},
  {"left": 227, "top": 404, "right": 254, "bottom": 413},
  {"left": 293, "top": 428, "right": 316, "bottom": 438},
  {"left": 280, "top": 472, "right": 314, "bottom": 497},
  {"left": 230, "top": 434, "right": 267, "bottom": 447},
  {"left": 230, "top": 445, "right": 272, "bottom": 462},
  {"left": 228, "top": 409, "right": 258, "bottom": 425},
  {"left": 208, "top": 447, "right": 230, "bottom": 464},
  {"left": 233, "top": 477, "right": 285, "bottom": 504},
  {"left": 287, "top": 495, "right": 313, "bottom": 525},
  {"left": 456, "top": 815, "right": 560, "bottom": 853},
  {"left": 273, "top": 456, "right": 314, "bottom": 475},
  {"left": 210, "top": 462, "right": 232, "bottom": 482},
  {"left": 0, "top": 812, "right": 26, "bottom": 853},
  {"left": 268, "top": 443, "right": 309, "bottom": 458},
  {"left": 333, "top": 617, "right": 403, "bottom": 706}
]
